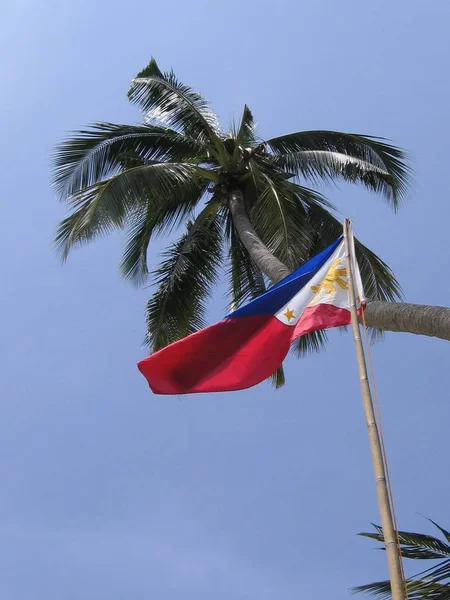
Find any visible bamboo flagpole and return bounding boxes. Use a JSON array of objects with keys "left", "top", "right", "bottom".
[{"left": 343, "top": 219, "right": 406, "bottom": 600}]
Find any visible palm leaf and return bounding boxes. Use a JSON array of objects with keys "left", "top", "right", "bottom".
[
  {"left": 55, "top": 163, "right": 207, "bottom": 262},
  {"left": 270, "top": 365, "right": 286, "bottom": 388},
  {"left": 356, "top": 523, "right": 450, "bottom": 600},
  {"left": 353, "top": 580, "right": 393, "bottom": 600},
  {"left": 246, "top": 164, "right": 314, "bottom": 270},
  {"left": 271, "top": 150, "right": 400, "bottom": 202},
  {"left": 229, "top": 105, "right": 258, "bottom": 166},
  {"left": 53, "top": 122, "right": 208, "bottom": 197},
  {"left": 119, "top": 180, "right": 209, "bottom": 286},
  {"left": 234, "top": 104, "right": 257, "bottom": 147},
  {"left": 120, "top": 204, "right": 155, "bottom": 286},
  {"left": 266, "top": 131, "right": 411, "bottom": 209},
  {"left": 290, "top": 329, "right": 329, "bottom": 357},
  {"left": 429, "top": 522, "right": 450, "bottom": 547},
  {"left": 55, "top": 191, "right": 118, "bottom": 261},
  {"left": 145, "top": 204, "right": 223, "bottom": 351},
  {"left": 360, "top": 525, "right": 450, "bottom": 560},
  {"left": 353, "top": 580, "right": 450, "bottom": 600},
  {"left": 128, "top": 58, "right": 224, "bottom": 156},
  {"left": 355, "top": 241, "right": 403, "bottom": 303}
]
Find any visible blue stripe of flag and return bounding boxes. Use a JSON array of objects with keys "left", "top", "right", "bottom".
[{"left": 226, "top": 237, "right": 342, "bottom": 318}]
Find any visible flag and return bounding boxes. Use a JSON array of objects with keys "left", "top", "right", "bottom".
[{"left": 138, "top": 235, "right": 364, "bottom": 395}]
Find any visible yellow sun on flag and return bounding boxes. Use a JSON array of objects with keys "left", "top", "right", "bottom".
[{"left": 311, "top": 259, "right": 348, "bottom": 299}]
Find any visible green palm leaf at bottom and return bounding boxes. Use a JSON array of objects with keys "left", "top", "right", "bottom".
[
  {"left": 355, "top": 522, "right": 450, "bottom": 600},
  {"left": 145, "top": 202, "right": 223, "bottom": 352}
]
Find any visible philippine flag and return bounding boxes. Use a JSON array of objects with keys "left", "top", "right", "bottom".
[{"left": 138, "top": 235, "right": 365, "bottom": 395}]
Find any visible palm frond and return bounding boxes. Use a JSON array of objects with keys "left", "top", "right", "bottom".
[
  {"left": 128, "top": 58, "right": 224, "bottom": 154},
  {"left": 55, "top": 191, "right": 118, "bottom": 261},
  {"left": 266, "top": 131, "right": 411, "bottom": 209},
  {"left": 355, "top": 241, "right": 403, "bottom": 303},
  {"left": 235, "top": 105, "right": 256, "bottom": 146},
  {"left": 145, "top": 204, "right": 223, "bottom": 351},
  {"left": 360, "top": 525, "right": 450, "bottom": 560},
  {"left": 246, "top": 164, "right": 314, "bottom": 270},
  {"left": 422, "top": 562, "right": 450, "bottom": 585},
  {"left": 289, "top": 180, "right": 336, "bottom": 211},
  {"left": 55, "top": 163, "right": 207, "bottom": 261},
  {"left": 353, "top": 579, "right": 450, "bottom": 600},
  {"left": 53, "top": 122, "right": 208, "bottom": 197},
  {"left": 120, "top": 205, "right": 155, "bottom": 286},
  {"left": 353, "top": 580, "right": 394, "bottom": 600},
  {"left": 291, "top": 329, "right": 329, "bottom": 357},
  {"left": 119, "top": 180, "right": 209, "bottom": 286},
  {"left": 429, "top": 522, "right": 450, "bottom": 547},
  {"left": 229, "top": 105, "right": 258, "bottom": 165},
  {"left": 271, "top": 150, "right": 400, "bottom": 203},
  {"left": 356, "top": 523, "right": 450, "bottom": 600},
  {"left": 270, "top": 365, "right": 286, "bottom": 388}
]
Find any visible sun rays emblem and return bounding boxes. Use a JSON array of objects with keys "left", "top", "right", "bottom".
[{"left": 311, "top": 259, "right": 348, "bottom": 299}]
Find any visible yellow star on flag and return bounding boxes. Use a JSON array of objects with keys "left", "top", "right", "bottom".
[{"left": 283, "top": 307, "right": 295, "bottom": 322}]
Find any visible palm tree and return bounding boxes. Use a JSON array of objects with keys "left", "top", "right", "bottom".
[
  {"left": 355, "top": 521, "right": 450, "bottom": 600},
  {"left": 53, "top": 58, "right": 450, "bottom": 383}
]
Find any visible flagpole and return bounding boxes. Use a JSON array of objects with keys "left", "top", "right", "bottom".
[{"left": 343, "top": 219, "right": 405, "bottom": 600}]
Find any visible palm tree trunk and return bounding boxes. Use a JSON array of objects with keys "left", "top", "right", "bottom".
[
  {"left": 228, "top": 189, "right": 291, "bottom": 283},
  {"left": 229, "top": 196, "right": 450, "bottom": 341},
  {"left": 363, "top": 301, "right": 450, "bottom": 340}
]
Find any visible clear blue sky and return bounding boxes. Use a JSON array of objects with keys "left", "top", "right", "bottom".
[{"left": 2, "top": 1, "right": 450, "bottom": 598}]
